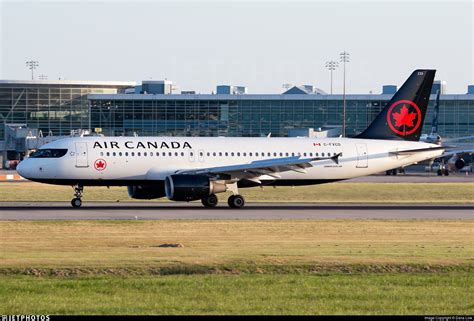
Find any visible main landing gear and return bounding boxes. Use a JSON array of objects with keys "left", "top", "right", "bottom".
[
  {"left": 200, "top": 194, "right": 246, "bottom": 209},
  {"left": 228, "top": 195, "right": 245, "bottom": 209},
  {"left": 71, "top": 185, "right": 83, "bottom": 208},
  {"left": 200, "top": 183, "right": 246, "bottom": 209},
  {"left": 201, "top": 194, "right": 218, "bottom": 208}
]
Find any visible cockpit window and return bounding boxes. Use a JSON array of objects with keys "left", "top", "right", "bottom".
[{"left": 30, "top": 149, "right": 68, "bottom": 158}]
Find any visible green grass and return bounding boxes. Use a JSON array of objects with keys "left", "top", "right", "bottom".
[
  {"left": 1, "top": 220, "right": 473, "bottom": 269},
  {"left": 1, "top": 273, "right": 472, "bottom": 315},
  {"left": 0, "top": 182, "right": 473, "bottom": 203},
  {"left": 1, "top": 220, "right": 473, "bottom": 315}
]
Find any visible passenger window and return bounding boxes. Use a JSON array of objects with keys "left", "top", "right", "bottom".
[
  {"left": 243, "top": 152, "right": 246, "bottom": 157},
  {"left": 190, "top": 152, "right": 194, "bottom": 157},
  {"left": 237, "top": 152, "right": 240, "bottom": 156},
  {"left": 225, "top": 152, "right": 228, "bottom": 156},
  {"left": 113, "top": 152, "right": 116, "bottom": 156},
  {"left": 219, "top": 152, "right": 222, "bottom": 156},
  {"left": 207, "top": 152, "right": 210, "bottom": 156},
  {"left": 169, "top": 152, "right": 172, "bottom": 156},
  {"left": 119, "top": 152, "right": 122, "bottom": 156},
  {"left": 303, "top": 153, "right": 307, "bottom": 157},
  {"left": 100, "top": 152, "right": 104, "bottom": 156},
  {"left": 107, "top": 152, "right": 110, "bottom": 157},
  {"left": 249, "top": 152, "right": 252, "bottom": 156},
  {"left": 291, "top": 153, "right": 295, "bottom": 156},
  {"left": 137, "top": 152, "right": 141, "bottom": 156},
  {"left": 125, "top": 152, "right": 129, "bottom": 157},
  {"left": 162, "top": 152, "right": 166, "bottom": 156},
  {"left": 322, "top": 153, "right": 325, "bottom": 156},
  {"left": 267, "top": 152, "right": 271, "bottom": 156},
  {"left": 231, "top": 152, "right": 234, "bottom": 156},
  {"left": 255, "top": 152, "right": 259, "bottom": 156},
  {"left": 286, "top": 152, "right": 289, "bottom": 156},
  {"left": 213, "top": 152, "right": 216, "bottom": 156},
  {"left": 279, "top": 152, "right": 283, "bottom": 157},
  {"left": 150, "top": 152, "right": 153, "bottom": 156},
  {"left": 181, "top": 152, "right": 184, "bottom": 156},
  {"left": 144, "top": 152, "right": 147, "bottom": 156},
  {"left": 175, "top": 152, "right": 178, "bottom": 156},
  {"left": 131, "top": 152, "right": 135, "bottom": 156}
]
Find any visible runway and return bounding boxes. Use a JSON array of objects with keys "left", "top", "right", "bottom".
[{"left": 0, "top": 202, "right": 473, "bottom": 220}]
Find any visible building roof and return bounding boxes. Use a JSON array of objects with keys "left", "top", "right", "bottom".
[
  {"left": 88, "top": 93, "right": 474, "bottom": 101},
  {"left": 0, "top": 80, "right": 136, "bottom": 87}
]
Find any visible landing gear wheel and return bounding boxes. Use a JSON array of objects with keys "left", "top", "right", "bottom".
[
  {"left": 202, "top": 194, "right": 218, "bottom": 208},
  {"left": 228, "top": 195, "right": 245, "bottom": 209},
  {"left": 71, "top": 197, "right": 82, "bottom": 208},
  {"left": 444, "top": 169, "right": 449, "bottom": 176},
  {"left": 437, "top": 169, "right": 443, "bottom": 176},
  {"left": 71, "top": 185, "right": 84, "bottom": 208}
]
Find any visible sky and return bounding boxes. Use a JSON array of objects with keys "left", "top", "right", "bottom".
[{"left": 0, "top": 0, "right": 472, "bottom": 94}]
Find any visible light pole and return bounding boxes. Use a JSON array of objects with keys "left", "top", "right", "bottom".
[
  {"left": 340, "top": 51, "right": 350, "bottom": 137},
  {"left": 325, "top": 61, "right": 338, "bottom": 94},
  {"left": 26, "top": 60, "right": 39, "bottom": 80}
]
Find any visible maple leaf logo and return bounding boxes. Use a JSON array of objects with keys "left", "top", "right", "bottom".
[
  {"left": 96, "top": 161, "right": 105, "bottom": 169},
  {"left": 392, "top": 105, "right": 417, "bottom": 127},
  {"left": 94, "top": 159, "right": 106, "bottom": 171}
]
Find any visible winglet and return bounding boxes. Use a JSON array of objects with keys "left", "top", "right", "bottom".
[{"left": 331, "top": 152, "right": 343, "bottom": 165}]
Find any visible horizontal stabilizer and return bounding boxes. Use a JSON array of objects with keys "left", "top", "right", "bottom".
[{"left": 389, "top": 146, "right": 446, "bottom": 155}]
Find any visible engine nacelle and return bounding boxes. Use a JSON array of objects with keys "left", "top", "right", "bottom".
[
  {"left": 447, "top": 157, "right": 465, "bottom": 171},
  {"left": 165, "top": 175, "right": 227, "bottom": 201},
  {"left": 127, "top": 184, "right": 166, "bottom": 199}
]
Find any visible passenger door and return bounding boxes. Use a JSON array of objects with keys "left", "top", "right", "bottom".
[
  {"left": 75, "top": 142, "right": 89, "bottom": 167},
  {"left": 355, "top": 143, "right": 368, "bottom": 168}
]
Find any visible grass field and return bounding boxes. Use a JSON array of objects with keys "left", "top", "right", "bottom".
[
  {"left": 0, "top": 220, "right": 473, "bottom": 314},
  {"left": 1, "top": 273, "right": 472, "bottom": 315},
  {"left": 0, "top": 181, "right": 473, "bottom": 203}
]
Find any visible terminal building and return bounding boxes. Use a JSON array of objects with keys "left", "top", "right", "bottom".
[
  {"left": 0, "top": 80, "right": 135, "bottom": 167},
  {"left": 1, "top": 78, "right": 473, "bottom": 168}
]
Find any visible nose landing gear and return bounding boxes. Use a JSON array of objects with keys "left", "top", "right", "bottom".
[{"left": 71, "top": 185, "right": 83, "bottom": 208}]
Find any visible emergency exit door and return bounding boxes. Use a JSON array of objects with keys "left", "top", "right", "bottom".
[
  {"left": 75, "top": 142, "right": 89, "bottom": 167},
  {"left": 355, "top": 143, "right": 368, "bottom": 168}
]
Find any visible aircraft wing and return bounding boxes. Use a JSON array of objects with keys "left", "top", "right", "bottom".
[
  {"left": 440, "top": 148, "right": 474, "bottom": 158},
  {"left": 175, "top": 153, "right": 342, "bottom": 179},
  {"left": 443, "top": 136, "right": 474, "bottom": 143}
]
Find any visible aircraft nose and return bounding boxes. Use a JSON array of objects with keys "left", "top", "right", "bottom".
[{"left": 16, "top": 159, "right": 30, "bottom": 179}]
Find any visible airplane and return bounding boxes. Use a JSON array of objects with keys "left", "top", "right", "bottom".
[
  {"left": 419, "top": 90, "right": 474, "bottom": 175},
  {"left": 17, "top": 69, "right": 446, "bottom": 208},
  {"left": 386, "top": 89, "right": 474, "bottom": 176}
]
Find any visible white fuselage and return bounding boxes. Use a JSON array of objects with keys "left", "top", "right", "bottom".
[{"left": 17, "top": 136, "right": 443, "bottom": 185}]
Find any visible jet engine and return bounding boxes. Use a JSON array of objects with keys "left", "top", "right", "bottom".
[
  {"left": 127, "top": 184, "right": 166, "bottom": 199},
  {"left": 447, "top": 156, "right": 465, "bottom": 171},
  {"left": 165, "top": 175, "right": 227, "bottom": 201}
]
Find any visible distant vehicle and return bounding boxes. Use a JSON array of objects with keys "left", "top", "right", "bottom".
[{"left": 17, "top": 70, "right": 445, "bottom": 208}]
